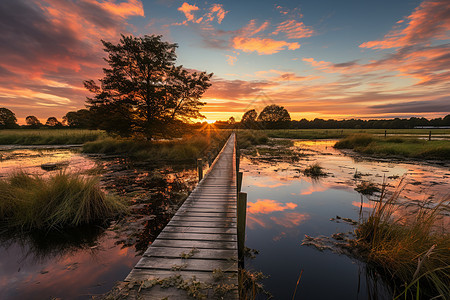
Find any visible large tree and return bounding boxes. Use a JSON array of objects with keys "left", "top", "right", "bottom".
[
  {"left": 84, "top": 34, "right": 213, "bottom": 138},
  {"left": 257, "top": 104, "right": 291, "bottom": 128},
  {"left": 240, "top": 109, "right": 258, "bottom": 128},
  {"left": 45, "top": 117, "right": 62, "bottom": 127},
  {"left": 25, "top": 115, "right": 42, "bottom": 128},
  {"left": 0, "top": 108, "right": 18, "bottom": 129},
  {"left": 63, "top": 109, "right": 95, "bottom": 128}
]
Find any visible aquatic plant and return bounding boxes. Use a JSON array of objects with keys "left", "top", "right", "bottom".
[
  {"left": 0, "top": 171, "right": 127, "bottom": 230},
  {"left": 302, "top": 162, "right": 327, "bottom": 178},
  {"left": 354, "top": 186, "right": 450, "bottom": 299},
  {"left": 355, "top": 181, "right": 380, "bottom": 195}
]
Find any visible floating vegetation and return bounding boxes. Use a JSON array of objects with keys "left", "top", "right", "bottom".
[
  {"left": 302, "top": 162, "right": 327, "bottom": 178},
  {"left": 355, "top": 181, "right": 380, "bottom": 195}
]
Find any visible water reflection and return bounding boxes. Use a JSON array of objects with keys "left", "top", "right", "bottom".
[
  {"left": 0, "top": 148, "right": 197, "bottom": 299},
  {"left": 242, "top": 140, "right": 449, "bottom": 299}
]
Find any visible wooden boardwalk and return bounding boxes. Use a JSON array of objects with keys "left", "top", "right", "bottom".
[{"left": 124, "top": 133, "right": 239, "bottom": 299}]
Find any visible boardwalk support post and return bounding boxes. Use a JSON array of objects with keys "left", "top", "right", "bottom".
[
  {"left": 197, "top": 158, "right": 203, "bottom": 181},
  {"left": 237, "top": 172, "right": 243, "bottom": 193},
  {"left": 238, "top": 192, "right": 247, "bottom": 262}
]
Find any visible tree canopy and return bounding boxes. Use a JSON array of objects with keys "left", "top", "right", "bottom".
[
  {"left": 45, "top": 117, "right": 62, "bottom": 127},
  {"left": 257, "top": 104, "right": 291, "bottom": 128},
  {"left": 25, "top": 115, "right": 41, "bottom": 128},
  {"left": 0, "top": 108, "right": 18, "bottom": 129},
  {"left": 84, "top": 34, "right": 213, "bottom": 138}
]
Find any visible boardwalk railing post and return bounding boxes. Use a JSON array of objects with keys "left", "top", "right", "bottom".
[
  {"left": 429, "top": 130, "right": 432, "bottom": 141},
  {"left": 197, "top": 158, "right": 203, "bottom": 181},
  {"left": 384, "top": 129, "right": 387, "bottom": 138},
  {"left": 237, "top": 172, "right": 243, "bottom": 193},
  {"left": 238, "top": 192, "right": 247, "bottom": 262}
]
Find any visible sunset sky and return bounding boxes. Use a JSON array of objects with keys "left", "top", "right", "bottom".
[{"left": 1, "top": 0, "right": 449, "bottom": 123}]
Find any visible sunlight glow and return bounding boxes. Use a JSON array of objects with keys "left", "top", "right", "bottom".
[{"left": 206, "top": 119, "right": 216, "bottom": 124}]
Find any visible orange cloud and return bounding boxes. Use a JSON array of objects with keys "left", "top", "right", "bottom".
[
  {"left": 96, "top": 0, "right": 144, "bottom": 17},
  {"left": 177, "top": 2, "right": 199, "bottom": 22},
  {"left": 208, "top": 4, "right": 228, "bottom": 24},
  {"left": 225, "top": 55, "right": 237, "bottom": 66},
  {"left": 270, "top": 212, "right": 309, "bottom": 228},
  {"left": 248, "top": 199, "right": 297, "bottom": 214},
  {"left": 272, "top": 20, "right": 314, "bottom": 39},
  {"left": 360, "top": 0, "right": 450, "bottom": 49},
  {"left": 232, "top": 36, "right": 300, "bottom": 55}
]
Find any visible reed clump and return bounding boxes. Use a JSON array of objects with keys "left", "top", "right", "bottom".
[
  {"left": 0, "top": 171, "right": 127, "bottom": 230},
  {"left": 354, "top": 187, "right": 450, "bottom": 298},
  {"left": 303, "top": 163, "right": 327, "bottom": 178}
]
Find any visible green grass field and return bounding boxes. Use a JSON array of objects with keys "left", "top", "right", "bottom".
[
  {"left": 334, "top": 134, "right": 450, "bottom": 160},
  {"left": 0, "top": 129, "right": 106, "bottom": 145}
]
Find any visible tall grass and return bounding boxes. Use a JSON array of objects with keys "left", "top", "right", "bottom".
[
  {"left": 83, "top": 133, "right": 227, "bottom": 162},
  {"left": 355, "top": 186, "right": 450, "bottom": 298},
  {"left": 0, "top": 129, "right": 106, "bottom": 145},
  {"left": 335, "top": 134, "right": 450, "bottom": 160},
  {"left": 0, "top": 171, "right": 127, "bottom": 230},
  {"left": 236, "top": 131, "right": 269, "bottom": 149}
]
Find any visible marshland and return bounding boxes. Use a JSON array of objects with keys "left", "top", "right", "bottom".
[{"left": 0, "top": 128, "right": 448, "bottom": 299}]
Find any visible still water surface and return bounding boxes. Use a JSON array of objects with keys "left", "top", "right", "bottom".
[
  {"left": 241, "top": 140, "right": 449, "bottom": 299},
  {"left": 0, "top": 142, "right": 448, "bottom": 299}
]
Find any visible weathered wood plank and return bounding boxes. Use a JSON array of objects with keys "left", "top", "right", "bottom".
[
  {"left": 171, "top": 216, "right": 237, "bottom": 222},
  {"left": 135, "top": 257, "right": 237, "bottom": 272},
  {"left": 163, "top": 226, "right": 236, "bottom": 235},
  {"left": 167, "top": 220, "right": 236, "bottom": 228},
  {"left": 125, "top": 269, "right": 237, "bottom": 283},
  {"left": 143, "top": 246, "right": 237, "bottom": 260},
  {"left": 158, "top": 232, "right": 237, "bottom": 242},
  {"left": 151, "top": 239, "right": 237, "bottom": 250}
]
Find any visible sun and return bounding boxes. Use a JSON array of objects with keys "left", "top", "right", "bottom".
[{"left": 205, "top": 119, "right": 216, "bottom": 124}]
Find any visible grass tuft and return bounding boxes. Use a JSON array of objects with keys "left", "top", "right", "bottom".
[
  {"left": 303, "top": 163, "right": 327, "bottom": 178},
  {"left": 0, "top": 171, "right": 127, "bottom": 230},
  {"left": 354, "top": 186, "right": 450, "bottom": 299}
]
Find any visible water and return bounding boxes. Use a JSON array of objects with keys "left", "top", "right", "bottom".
[
  {"left": 0, "top": 147, "right": 196, "bottom": 299},
  {"left": 241, "top": 140, "right": 449, "bottom": 299}
]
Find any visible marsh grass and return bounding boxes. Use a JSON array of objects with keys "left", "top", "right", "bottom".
[
  {"left": 236, "top": 131, "right": 269, "bottom": 149},
  {"left": 0, "top": 171, "right": 127, "bottom": 230},
  {"left": 303, "top": 163, "right": 327, "bottom": 178},
  {"left": 355, "top": 186, "right": 450, "bottom": 298},
  {"left": 0, "top": 129, "right": 106, "bottom": 145},
  {"left": 335, "top": 134, "right": 450, "bottom": 160},
  {"left": 83, "top": 133, "right": 227, "bottom": 162}
]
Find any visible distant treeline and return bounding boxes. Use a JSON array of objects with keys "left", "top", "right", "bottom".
[
  {"left": 215, "top": 115, "right": 450, "bottom": 129},
  {"left": 1, "top": 106, "right": 449, "bottom": 130}
]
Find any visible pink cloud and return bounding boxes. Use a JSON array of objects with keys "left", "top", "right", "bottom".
[
  {"left": 248, "top": 199, "right": 297, "bottom": 214},
  {"left": 232, "top": 36, "right": 300, "bottom": 55},
  {"left": 177, "top": 2, "right": 199, "bottom": 22},
  {"left": 225, "top": 55, "right": 237, "bottom": 66},
  {"left": 360, "top": 0, "right": 450, "bottom": 49},
  {"left": 272, "top": 20, "right": 314, "bottom": 39}
]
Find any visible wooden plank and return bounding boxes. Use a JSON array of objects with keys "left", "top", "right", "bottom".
[
  {"left": 143, "top": 247, "right": 237, "bottom": 260},
  {"left": 158, "top": 232, "right": 237, "bottom": 242},
  {"left": 171, "top": 216, "right": 237, "bottom": 222},
  {"left": 125, "top": 269, "right": 237, "bottom": 283},
  {"left": 167, "top": 220, "right": 236, "bottom": 228},
  {"left": 151, "top": 239, "right": 237, "bottom": 250},
  {"left": 163, "top": 226, "right": 236, "bottom": 235},
  {"left": 135, "top": 257, "right": 237, "bottom": 272},
  {"left": 174, "top": 212, "right": 236, "bottom": 218}
]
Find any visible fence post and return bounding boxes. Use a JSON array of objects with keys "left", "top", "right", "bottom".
[
  {"left": 384, "top": 130, "right": 387, "bottom": 138},
  {"left": 429, "top": 131, "right": 431, "bottom": 141},
  {"left": 238, "top": 192, "right": 247, "bottom": 261},
  {"left": 197, "top": 158, "right": 203, "bottom": 181}
]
